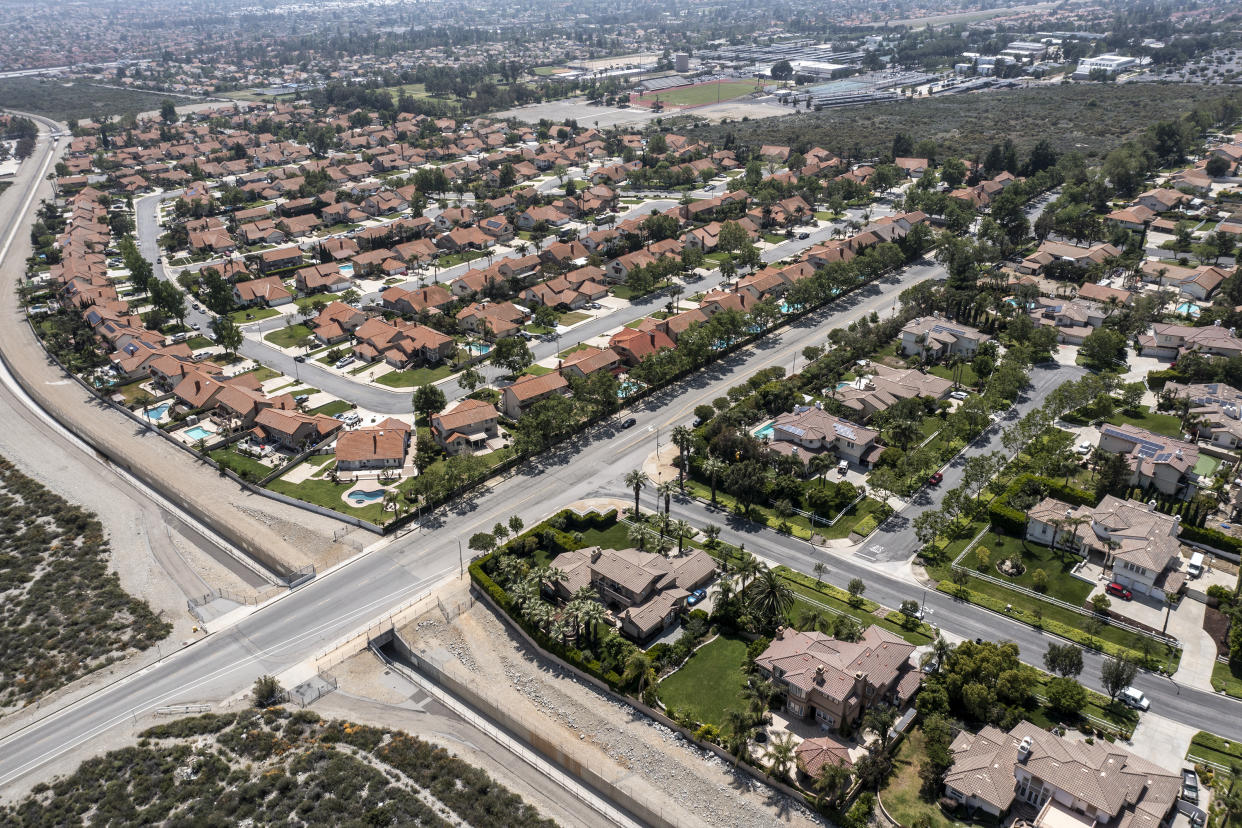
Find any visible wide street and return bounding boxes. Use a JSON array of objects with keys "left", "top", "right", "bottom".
[{"left": 0, "top": 120, "right": 1237, "bottom": 798}]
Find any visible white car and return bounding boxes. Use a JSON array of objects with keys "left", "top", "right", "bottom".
[
  {"left": 1075, "top": 441, "right": 1093, "bottom": 455},
  {"left": 949, "top": 390, "right": 968, "bottom": 401},
  {"left": 1119, "top": 687, "right": 1150, "bottom": 711}
]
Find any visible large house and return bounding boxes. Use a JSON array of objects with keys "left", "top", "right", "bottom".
[
  {"left": 899, "top": 317, "right": 990, "bottom": 360},
  {"left": 252, "top": 408, "right": 341, "bottom": 451},
  {"left": 1163, "top": 381, "right": 1242, "bottom": 449},
  {"left": 430, "top": 398, "right": 502, "bottom": 456},
  {"left": 943, "top": 720, "right": 1181, "bottom": 824},
  {"left": 765, "top": 405, "right": 882, "bottom": 468},
  {"left": 352, "top": 318, "right": 456, "bottom": 368},
  {"left": 829, "top": 364, "right": 954, "bottom": 421},
  {"left": 754, "top": 626, "right": 921, "bottom": 734},
  {"left": 1026, "top": 495, "right": 1185, "bottom": 600},
  {"left": 1138, "top": 323, "right": 1242, "bottom": 360},
  {"left": 334, "top": 420, "right": 411, "bottom": 471},
  {"left": 233, "top": 276, "right": 293, "bottom": 308},
  {"left": 1097, "top": 423, "right": 1198, "bottom": 496},
  {"left": 500, "top": 371, "right": 570, "bottom": 419},
  {"left": 548, "top": 545, "right": 716, "bottom": 640}
]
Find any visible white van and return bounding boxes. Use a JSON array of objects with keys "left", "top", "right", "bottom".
[{"left": 1187, "top": 552, "right": 1205, "bottom": 579}]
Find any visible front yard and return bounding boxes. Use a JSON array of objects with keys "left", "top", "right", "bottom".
[
  {"left": 954, "top": 531, "right": 1094, "bottom": 606},
  {"left": 1212, "top": 660, "right": 1242, "bottom": 699},
  {"left": 263, "top": 323, "right": 314, "bottom": 349},
  {"left": 657, "top": 634, "right": 750, "bottom": 731},
  {"left": 229, "top": 306, "right": 281, "bottom": 325},
  {"left": 375, "top": 363, "right": 456, "bottom": 388}
]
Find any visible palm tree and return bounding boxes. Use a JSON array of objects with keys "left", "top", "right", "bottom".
[
  {"left": 628, "top": 522, "right": 655, "bottom": 552},
  {"left": 702, "top": 523, "right": 721, "bottom": 548},
  {"left": 702, "top": 454, "right": 725, "bottom": 504},
  {"left": 622, "top": 651, "right": 656, "bottom": 695},
  {"left": 767, "top": 732, "right": 797, "bottom": 781},
  {"left": 814, "top": 762, "right": 852, "bottom": 809},
  {"left": 577, "top": 600, "right": 608, "bottom": 644},
  {"left": 657, "top": 479, "right": 676, "bottom": 515},
  {"left": 808, "top": 453, "right": 836, "bottom": 487},
  {"left": 748, "top": 566, "right": 794, "bottom": 625},
  {"left": 625, "top": 468, "right": 646, "bottom": 516},
  {"left": 735, "top": 551, "right": 762, "bottom": 592},
  {"left": 863, "top": 706, "right": 898, "bottom": 752},
  {"left": 671, "top": 425, "right": 694, "bottom": 490},
  {"left": 725, "top": 709, "right": 756, "bottom": 766},
  {"left": 712, "top": 573, "right": 737, "bottom": 606},
  {"left": 797, "top": 606, "right": 831, "bottom": 633},
  {"left": 671, "top": 519, "right": 693, "bottom": 555}
]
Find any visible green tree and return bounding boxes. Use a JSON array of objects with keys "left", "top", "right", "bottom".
[
  {"left": 1100, "top": 653, "right": 1139, "bottom": 701},
  {"left": 625, "top": 468, "right": 646, "bottom": 516},
  {"left": 251, "top": 675, "right": 284, "bottom": 707},
  {"left": 491, "top": 335, "right": 534, "bottom": 376},
  {"left": 748, "top": 566, "right": 794, "bottom": 626},
  {"left": 210, "top": 314, "right": 242, "bottom": 358},
  {"left": 1043, "top": 643, "right": 1084, "bottom": 677},
  {"left": 412, "top": 384, "right": 447, "bottom": 424},
  {"left": 847, "top": 577, "right": 866, "bottom": 606},
  {"left": 1080, "top": 328, "right": 1126, "bottom": 371},
  {"left": 160, "top": 99, "right": 178, "bottom": 124},
  {"left": 1045, "top": 676, "right": 1088, "bottom": 716}
]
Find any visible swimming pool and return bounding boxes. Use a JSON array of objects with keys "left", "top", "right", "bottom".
[
  {"left": 339, "top": 263, "right": 355, "bottom": 278},
  {"left": 144, "top": 402, "right": 171, "bottom": 421},
  {"left": 348, "top": 488, "right": 387, "bottom": 504},
  {"left": 1176, "top": 302, "right": 1200, "bottom": 317},
  {"left": 184, "top": 425, "right": 212, "bottom": 441},
  {"left": 754, "top": 423, "right": 774, "bottom": 439},
  {"left": 465, "top": 342, "right": 492, "bottom": 356}
]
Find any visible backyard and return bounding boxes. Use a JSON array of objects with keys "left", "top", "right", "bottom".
[
  {"left": 880, "top": 727, "right": 970, "bottom": 828},
  {"left": 266, "top": 476, "right": 391, "bottom": 524},
  {"left": 656, "top": 634, "right": 750, "bottom": 730}
]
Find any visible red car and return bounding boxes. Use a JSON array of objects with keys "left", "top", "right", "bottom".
[
  {"left": 1105, "top": 582, "right": 1133, "bottom": 600},
  {"left": 928, "top": 472, "right": 943, "bottom": 485}
]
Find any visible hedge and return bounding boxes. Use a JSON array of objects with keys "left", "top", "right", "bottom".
[
  {"left": 1179, "top": 523, "right": 1242, "bottom": 557},
  {"left": 1145, "top": 369, "right": 1184, "bottom": 390},
  {"left": 469, "top": 556, "right": 627, "bottom": 690},
  {"left": 853, "top": 514, "right": 879, "bottom": 537},
  {"left": 990, "top": 474, "right": 1096, "bottom": 535}
]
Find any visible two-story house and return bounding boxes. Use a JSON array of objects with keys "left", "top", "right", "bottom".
[
  {"left": 430, "top": 399, "right": 502, "bottom": 456},
  {"left": 500, "top": 371, "right": 571, "bottom": 419},
  {"left": 899, "top": 317, "right": 990, "bottom": 360},
  {"left": 943, "top": 721, "right": 1181, "bottom": 824},
  {"left": 1097, "top": 423, "right": 1198, "bottom": 497},
  {"left": 1163, "top": 381, "right": 1242, "bottom": 449},
  {"left": 754, "top": 627, "right": 921, "bottom": 734},
  {"left": 766, "top": 405, "right": 882, "bottom": 468}
]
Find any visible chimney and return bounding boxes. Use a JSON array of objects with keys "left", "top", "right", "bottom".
[
  {"left": 590, "top": 547, "right": 602, "bottom": 563},
  {"left": 1018, "top": 735, "right": 1033, "bottom": 763},
  {"left": 1148, "top": 499, "right": 1157, "bottom": 511}
]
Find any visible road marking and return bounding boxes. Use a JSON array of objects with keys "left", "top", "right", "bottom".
[{"left": 0, "top": 564, "right": 454, "bottom": 786}]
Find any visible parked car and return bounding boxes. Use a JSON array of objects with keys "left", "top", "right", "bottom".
[
  {"left": 293, "top": 355, "right": 306, "bottom": 363},
  {"left": 1075, "top": 441, "right": 1093, "bottom": 455},
  {"left": 1119, "top": 686, "right": 1150, "bottom": 711},
  {"left": 190, "top": 323, "right": 201, "bottom": 330},
  {"left": 928, "top": 471, "right": 943, "bottom": 485},
  {"left": 1181, "top": 768, "right": 1200, "bottom": 804},
  {"left": 687, "top": 588, "right": 707, "bottom": 606},
  {"left": 620, "top": 417, "right": 638, "bottom": 429},
  {"left": 703, "top": 184, "right": 716, "bottom": 191},
  {"left": 797, "top": 231, "right": 809, "bottom": 240},
  {"left": 1105, "top": 582, "right": 1133, "bottom": 600},
  {"left": 294, "top": 394, "right": 309, "bottom": 404},
  {"left": 949, "top": 390, "right": 969, "bottom": 401},
  {"left": 334, "top": 356, "right": 355, "bottom": 369}
]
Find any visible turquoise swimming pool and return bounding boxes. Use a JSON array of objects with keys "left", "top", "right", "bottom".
[
  {"left": 184, "top": 425, "right": 212, "bottom": 441},
  {"left": 339, "top": 263, "right": 355, "bottom": 278},
  {"left": 1176, "top": 302, "right": 1200, "bottom": 317},
  {"left": 143, "top": 402, "right": 171, "bottom": 421},
  {"left": 754, "top": 423, "right": 774, "bottom": 439},
  {"left": 348, "top": 488, "right": 387, "bottom": 504}
]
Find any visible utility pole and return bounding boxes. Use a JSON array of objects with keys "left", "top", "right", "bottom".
[{"left": 457, "top": 539, "right": 463, "bottom": 579}]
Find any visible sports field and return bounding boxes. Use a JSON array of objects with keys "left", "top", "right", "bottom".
[{"left": 637, "top": 79, "right": 760, "bottom": 108}]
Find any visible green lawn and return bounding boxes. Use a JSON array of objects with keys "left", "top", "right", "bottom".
[
  {"left": 241, "top": 365, "right": 280, "bottom": 383},
  {"left": 186, "top": 335, "right": 214, "bottom": 350},
  {"left": 309, "top": 400, "right": 353, "bottom": 417},
  {"left": 521, "top": 364, "right": 553, "bottom": 377},
  {"left": 656, "top": 635, "right": 750, "bottom": 730},
  {"left": 558, "top": 343, "right": 591, "bottom": 358},
  {"left": 682, "top": 477, "right": 886, "bottom": 541},
  {"left": 437, "top": 249, "right": 486, "bottom": 267},
  {"left": 1212, "top": 661, "right": 1242, "bottom": 699},
  {"left": 264, "top": 323, "right": 313, "bottom": 349},
  {"left": 763, "top": 233, "right": 787, "bottom": 244},
  {"left": 266, "top": 477, "right": 389, "bottom": 524},
  {"left": 375, "top": 363, "right": 455, "bottom": 388},
  {"left": 1108, "top": 407, "right": 1185, "bottom": 439},
  {"left": 210, "top": 448, "right": 272, "bottom": 481},
  {"left": 1187, "top": 730, "right": 1242, "bottom": 772},
  {"left": 560, "top": 311, "right": 591, "bottom": 326},
  {"left": 577, "top": 520, "right": 634, "bottom": 552},
  {"left": 636, "top": 79, "right": 759, "bottom": 108},
  {"left": 956, "top": 532, "right": 1093, "bottom": 606},
  {"left": 229, "top": 307, "right": 281, "bottom": 325},
  {"left": 109, "top": 379, "right": 154, "bottom": 406},
  {"left": 928, "top": 362, "right": 980, "bottom": 388}
]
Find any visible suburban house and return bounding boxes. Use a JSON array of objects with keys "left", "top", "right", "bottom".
[
  {"left": 558, "top": 345, "right": 622, "bottom": 379},
  {"left": 829, "top": 365, "right": 955, "bottom": 421},
  {"left": 765, "top": 405, "right": 882, "bottom": 468},
  {"left": 1026, "top": 495, "right": 1186, "bottom": 600},
  {"left": 899, "top": 317, "right": 990, "bottom": 360},
  {"left": 1163, "top": 381, "right": 1242, "bottom": 449},
  {"left": 608, "top": 328, "right": 676, "bottom": 366},
  {"left": 430, "top": 398, "right": 502, "bottom": 456},
  {"left": 257, "top": 246, "right": 302, "bottom": 273},
  {"left": 1017, "top": 241, "right": 1120, "bottom": 275},
  {"left": 548, "top": 545, "right": 717, "bottom": 641},
  {"left": 1097, "top": 422, "right": 1199, "bottom": 496},
  {"left": 1029, "top": 297, "right": 1114, "bottom": 345},
  {"left": 352, "top": 318, "right": 456, "bottom": 368},
  {"left": 381, "top": 284, "right": 454, "bottom": 316},
  {"left": 754, "top": 626, "right": 921, "bottom": 734},
  {"left": 500, "top": 371, "right": 570, "bottom": 419},
  {"left": 251, "top": 407, "right": 341, "bottom": 451},
  {"left": 943, "top": 720, "right": 1181, "bottom": 824},
  {"left": 1138, "top": 322, "right": 1242, "bottom": 359},
  {"left": 232, "top": 276, "right": 293, "bottom": 307},
  {"left": 1135, "top": 187, "right": 1187, "bottom": 213},
  {"left": 456, "top": 300, "right": 527, "bottom": 339},
  {"left": 311, "top": 301, "right": 367, "bottom": 345},
  {"left": 334, "top": 420, "right": 411, "bottom": 471},
  {"left": 295, "top": 263, "right": 351, "bottom": 294}
]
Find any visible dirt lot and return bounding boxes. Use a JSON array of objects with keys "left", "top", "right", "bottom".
[{"left": 401, "top": 585, "right": 825, "bottom": 828}]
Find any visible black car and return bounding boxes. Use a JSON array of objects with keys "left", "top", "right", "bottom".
[
  {"left": 620, "top": 417, "right": 638, "bottom": 429},
  {"left": 293, "top": 355, "right": 306, "bottom": 363}
]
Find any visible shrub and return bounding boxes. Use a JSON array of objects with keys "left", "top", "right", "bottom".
[
  {"left": 1207, "top": 584, "right": 1235, "bottom": 607},
  {"left": 1180, "top": 524, "right": 1242, "bottom": 557},
  {"left": 252, "top": 675, "right": 284, "bottom": 708},
  {"left": 975, "top": 546, "right": 991, "bottom": 573},
  {"left": 1031, "top": 568, "right": 1048, "bottom": 592}
]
